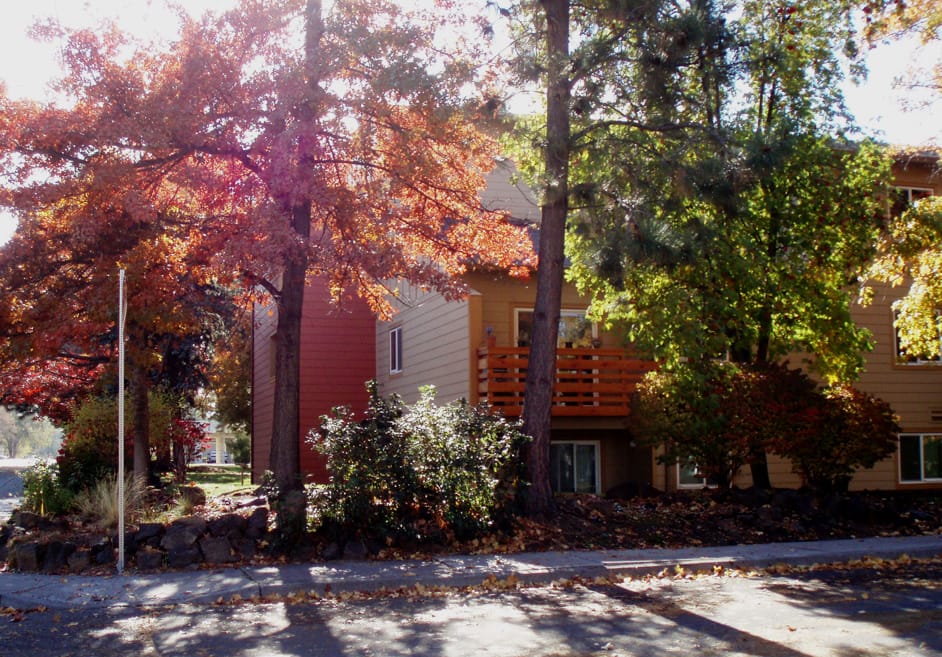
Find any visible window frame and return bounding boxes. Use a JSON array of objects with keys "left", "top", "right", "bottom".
[
  {"left": 888, "top": 185, "right": 933, "bottom": 218},
  {"left": 514, "top": 308, "right": 598, "bottom": 348},
  {"left": 898, "top": 433, "right": 942, "bottom": 484},
  {"left": 389, "top": 326, "right": 403, "bottom": 375},
  {"left": 893, "top": 309, "right": 942, "bottom": 366},
  {"left": 676, "top": 460, "right": 719, "bottom": 489},
  {"left": 549, "top": 440, "right": 601, "bottom": 494}
]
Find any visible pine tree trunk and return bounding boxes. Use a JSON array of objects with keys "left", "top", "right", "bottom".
[{"left": 522, "top": 0, "right": 570, "bottom": 517}]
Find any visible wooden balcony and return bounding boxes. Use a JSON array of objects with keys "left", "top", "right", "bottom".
[{"left": 477, "top": 346, "right": 656, "bottom": 417}]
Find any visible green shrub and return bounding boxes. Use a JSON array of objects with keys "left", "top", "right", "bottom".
[
  {"left": 227, "top": 433, "right": 251, "bottom": 468},
  {"left": 57, "top": 393, "right": 187, "bottom": 493},
  {"left": 57, "top": 397, "right": 124, "bottom": 493},
  {"left": 20, "top": 461, "right": 73, "bottom": 516},
  {"left": 631, "top": 362, "right": 749, "bottom": 488},
  {"left": 308, "top": 383, "right": 529, "bottom": 544}
]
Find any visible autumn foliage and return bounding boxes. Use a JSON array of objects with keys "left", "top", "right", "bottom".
[
  {"left": 0, "top": 1, "right": 533, "bottom": 492},
  {"left": 633, "top": 362, "right": 900, "bottom": 492}
]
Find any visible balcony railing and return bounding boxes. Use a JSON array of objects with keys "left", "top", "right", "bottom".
[{"left": 476, "top": 346, "right": 656, "bottom": 417}]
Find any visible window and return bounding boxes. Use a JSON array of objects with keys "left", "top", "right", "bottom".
[
  {"left": 894, "top": 311, "right": 942, "bottom": 366},
  {"left": 389, "top": 326, "right": 403, "bottom": 374},
  {"left": 516, "top": 309, "right": 597, "bottom": 348},
  {"left": 899, "top": 434, "right": 942, "bottom": 483},
  {"left": 550, "top": 441, "right": 600, "bottom": 494},
  {"left": 888, "top": 186, "right": 933, "bottom": 218},
  {"left": 677, "top": 460, "right": 719, "bottom": 489}
]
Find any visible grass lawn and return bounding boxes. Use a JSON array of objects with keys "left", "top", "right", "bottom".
[{"left": 186, "top": 465, "right": 254, "bottom": 499}]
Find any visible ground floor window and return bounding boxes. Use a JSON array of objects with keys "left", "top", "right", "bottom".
[
  {"left": 677, "top": 460, "right": 719, "bottom": 489},
  {"left": 550, "top": 441, "right": 600, "bottom": 494},
  {"left": 899, "top": 434, "right": 942, "bottom": 483}
]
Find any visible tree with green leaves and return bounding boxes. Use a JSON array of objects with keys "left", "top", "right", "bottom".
[
  {"left": 500, "top": 0, "right": 670, "bottom": 515},
  {"left": 859, "top": 0, "right": 942, "bottom": 357},
  {"left": 562, "top": 1, "right": 893, "bottom": 488},
  {"left": 864, "top": 193, "right": 942, "bottom": 359}
]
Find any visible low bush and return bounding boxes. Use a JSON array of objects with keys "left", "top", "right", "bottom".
[
  {"left": 308, "top": 383, "right": 529, "bottom": 545},
  {"left": 631, "top": 362, "right": 749, "bottom": 488},
  {"left": 20, "top": 460, "right": 73, "bottom": 516},
  {"left": 770, "top": 384, "right": 899, "bottom": 493},
  {"left": 633, "top": 362, "right": 899, "bottom": 492}
]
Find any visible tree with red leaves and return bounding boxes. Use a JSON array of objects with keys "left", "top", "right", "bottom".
[{"left": 0, "top": 1, "right": 532, "bottom": 496}]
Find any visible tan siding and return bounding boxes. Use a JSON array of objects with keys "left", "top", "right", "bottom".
[
  {"left": 465, "top": 272, "right": 624, "bottom": 348},
  {"left": 376, "top": 281, "right": 472, "bottom": 406},
  {"left": 851, "top": 280, "right": 942, "bottom": 488}
]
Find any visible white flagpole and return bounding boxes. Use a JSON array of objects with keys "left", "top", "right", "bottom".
[{"left": 117, "top": 269, "right": 126, "bottom": 573}]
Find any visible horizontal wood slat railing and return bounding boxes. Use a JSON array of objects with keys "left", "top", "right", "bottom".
[{"left": 476, "top": 346, "right": 656, "bottom": 417}]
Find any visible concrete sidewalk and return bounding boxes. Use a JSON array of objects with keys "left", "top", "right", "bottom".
[{"left": 0, "top": 534, "right": 938, "bottom": 611}]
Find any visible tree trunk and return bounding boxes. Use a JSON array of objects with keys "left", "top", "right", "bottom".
[
  {"left": 522, "top": 0, "right": 570, "bottom": 517},
  {"left": 269, "top": 253, "right": 305, "bottom": 494},
  {"left": 131, "top": 365, "right": 150, "bottom": 482},
  {"left": 749, "top": 452, "right": 773, "bottom": 490},
  {"left": 267, "top": 0, "right": 322, "bottom": 496}
]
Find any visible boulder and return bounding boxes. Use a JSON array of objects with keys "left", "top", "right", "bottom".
[
  {"left": 94, "top": 546, "right": 115, "bottom": 566},
  {"left": 42, "top": 541, "right": 76, "bottom": 573},
  {"left": 166, "top": 546, "right": 201, "bottom": 568},
  {"left": 245, "top": 507, "right": 270, "bottom": 539},
  {"left": 208, "top": 513, "right": 247, "bottom": 539},
  {"left": 9, "top": 511, "right": 54, "bottom": 531},
  {"left": 161, "top": 516, "right": 207, "bottom": 551},
  {"left": 67, "top": 550, "right": 91, "bottom": 572},
  {"left": 179, "top": 486, "right": 207, "bottom": 508},
  {"left": 233, "top": 537, "right": 256, "bottom": 560},
  {"left": 135, "top": 548, "right": 164, "bottom": 570},
  {"left": 13, "top": 542, "right": 42, "bottom": 571},
  {"left": 134, "top": 523, "right": 165, "bottom": 545},
  {"left": 343, "top": 539, "right": 370, "bottom": 561},
  {"left": 199, "top": 536, "right": 235, "bottom": 564}
]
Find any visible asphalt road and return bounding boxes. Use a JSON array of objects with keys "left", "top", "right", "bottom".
[
  {"left": 2, "top": 559, "right": 939, "bottom": 657},
  {"left": 0, "top": 466, "right": 24, "bottom": 522}
]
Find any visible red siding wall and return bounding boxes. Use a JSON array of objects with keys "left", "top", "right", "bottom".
[
  {"left": 251, "top": 301, "right": 277, "bottom": 479},
  {"left": 252, "top": 278, "right": 376, "bottom": 484},
  {"left": 298, "top": 279, "right": 375, "bottom": 482}
]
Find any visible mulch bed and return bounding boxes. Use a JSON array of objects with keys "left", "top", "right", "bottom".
[{"left": 505, "top": 488, "right": 941, "bottom": 553}]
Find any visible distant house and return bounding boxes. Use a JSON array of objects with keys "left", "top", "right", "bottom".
[{"left": 252, "top": 154, "right": 942, "bottom": 492}]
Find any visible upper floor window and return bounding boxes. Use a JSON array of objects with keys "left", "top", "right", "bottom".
[
  {"left": 889, "top": 186, "right": 933, "bottom": 218},
  {"left": 389, "top": 326, "right": 403, "bottom": 374},
  {"left": 516, "top": 309, "right": 597, "bottom": 348},
  {"left": 894, "top": 311, "right": 942, "bottom": 366}
]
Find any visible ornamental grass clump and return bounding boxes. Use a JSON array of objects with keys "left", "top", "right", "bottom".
[{"left": 73, "top": 474, "right": 149, "bottom": 529}]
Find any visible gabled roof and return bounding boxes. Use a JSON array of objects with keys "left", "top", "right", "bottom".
[{"left": 481, "top": 158, "right": 541, "bottom": 226}]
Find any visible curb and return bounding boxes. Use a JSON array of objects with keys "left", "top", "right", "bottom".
[{"left": 0, "top": 535, "right": 939, "bottom": 610}]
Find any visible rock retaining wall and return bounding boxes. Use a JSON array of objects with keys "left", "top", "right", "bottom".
[{"left": 1, "top": 506, "right": 272, "bottom": 573}]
